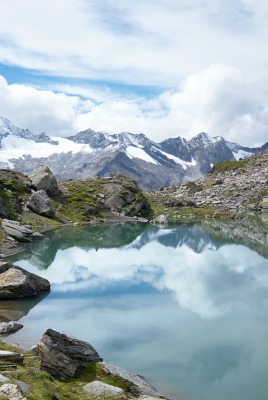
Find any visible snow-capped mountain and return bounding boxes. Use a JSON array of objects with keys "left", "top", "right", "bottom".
[{"left": 0, "top": 117, "right": 266, "bottom": 189}]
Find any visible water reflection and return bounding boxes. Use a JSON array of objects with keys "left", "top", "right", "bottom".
[
  {"left": 4, "top": 221, "right": 268, "bottom": 400},
  {"left": 0, "top": 291, "right": 49, "bottom": 322}
]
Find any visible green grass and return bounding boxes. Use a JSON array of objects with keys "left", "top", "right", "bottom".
[{"left": 210, "top": 159, "right": 248, "bottom": 173}]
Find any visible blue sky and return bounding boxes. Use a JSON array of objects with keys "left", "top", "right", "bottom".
[{"left": 0, "top": 0, "right": 268, "bottom": 145}]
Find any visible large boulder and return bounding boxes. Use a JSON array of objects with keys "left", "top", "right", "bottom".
[
  {"left": 29, "top": 166, "right": 59, "bottom": 195},
  {"left": 0, "top": 262, "right": 50, "bottom": 299},
  {"left": 102, "top": 363, "right": 163, "bottom": 398},
  {"left": 1, "top": 219, "right": 45, "bottom": 242},
  {"left": 27, "top": 190, "right": 55, "bottom": 217},
  {"left": 38, "top": 329, "right": 102, "bottom": 380},
  {"left": 83, "top": 381, "right": 124, "bottom": 395}
]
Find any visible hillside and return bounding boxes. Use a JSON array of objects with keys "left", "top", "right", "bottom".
[{"left": 0, "top": 169, "right": 152, "bottom": 256}]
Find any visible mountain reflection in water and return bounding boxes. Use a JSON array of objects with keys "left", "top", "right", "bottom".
[{"left": 5, "top": 221, "right": 268, "bottom": 400}]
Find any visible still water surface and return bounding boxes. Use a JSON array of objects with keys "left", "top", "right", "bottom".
[{"left": 4, "top": 221, "right": 268, "bottom": 400}]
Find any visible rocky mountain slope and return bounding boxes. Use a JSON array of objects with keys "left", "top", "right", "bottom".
[
  {"left": 1, "top": 116, "right": 267, "bottom": 190},
  {"left": 151, "top": 148, "right": 268, "bottom": 219}
]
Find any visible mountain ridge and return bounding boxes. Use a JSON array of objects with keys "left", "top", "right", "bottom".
[{"left": 0, "top": 116, "right": 267, "bottom": 189}]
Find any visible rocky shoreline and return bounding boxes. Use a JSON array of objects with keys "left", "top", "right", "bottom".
[{"left": 0, "top": 262, "right": 170, "bottom": 399}]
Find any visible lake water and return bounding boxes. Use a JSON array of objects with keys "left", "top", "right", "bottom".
[{"left": 4, "top": 221, "right": 268, "bottom": 400}]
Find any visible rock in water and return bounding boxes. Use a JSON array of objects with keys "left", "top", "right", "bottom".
[
  {"left": 28, "top": 190, "right": 55, "bottom": 217},
  {"left": 150, "top": 214, "right": 169, "bottom": 225},
  {"left": 0, "top": 321, "right": 23, "bottom": 335},
  {"left": 38, "top": 329, "right": 102, "bottom": 380},
  {"left": 83, "top": 381, "right": 124, "bottom": 395},
  {"left": 29, "top": 165, "right": 59, "bottom": 195},
  {"left": 1, "top": 220, "right": 45, "bottom": 242},
  {"left": 0, "top": 262, "right": 50, "bottom": 299}
]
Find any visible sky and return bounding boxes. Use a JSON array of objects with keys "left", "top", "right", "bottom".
[{"left": 0, "top": 0, "right": 268, "bottom": 146}]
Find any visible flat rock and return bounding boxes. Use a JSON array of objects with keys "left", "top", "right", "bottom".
[
  {"left": 1, "top": 219, "right": 45, "bottom": 243},
  {"left": 83, "top": 380, "right": 124, "bottom": 395},
  {"left": 13, "top": 380, "right": 30, "bottom": 393},
  {"left": 138, "top": 397, "right": 162, "bottom": 400},
  {"left": 0, "top": 321, "right": 23, "bottom": 335},
  {"left": 0, "top": 384, "right": 27, "bottom": 400},
  {"left": 29, "top": 165, "right": 59, "bottom": 195},
  {"left": 0, "top": 263, "right": 50, "bottom": 299},
  {"left": 38, "top": 328, "right": 102, "bottom": 380},
  {"left": 28, "top": 190, "right": 55, "bottom": 217},
  {"left": 102, "top": 363, "right": 163, "bottom": 398},
  {"left": 0, "top": 350, "right": 24, "bottom": 363},
  {"left": 0, "top": 373, "right": 10, "bottom": 383}
]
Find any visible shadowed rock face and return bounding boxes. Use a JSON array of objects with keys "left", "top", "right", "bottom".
[
  {"left": 38, "top": 329, "right": 102, "bottom": 380},
  {"left": 0, "top": 263, "right": 50, "bottom": 299},
  {"left": 27, "top": 190, "right": 55, "bottom": 217}
]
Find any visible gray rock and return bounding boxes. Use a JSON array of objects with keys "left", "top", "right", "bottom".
[
  {"left": 28, "top": 344, "right": 39, "bottom": 356},
  {"left": 38, "top": 328, "right": 102, "bottom": 380},
  {"left": 29, "top": 165, "right": 59, "bottom": 195},
  {"left": 0, "top": 350, "right": 24, "bottom": 363},
  {"left": 0, "top": 384, "right": 27, "bottom": 400},
  {"left": 27, "top": 190, "right": 55, "bottom": 217},
  {"left": 0, "top": 373, "right": 10, "bottom": 383},
  {"left": 83, "top": 380, "right": 124, "bottom": 395},
  {"left": 1, "top": 219, "right": 46, "bottom": 243},
  {"left": 150, "top": 214, "right": 169, "bottom": 225},
  {"left": 0, "top": 321, "right": 23, "bottom": 335},
  {"left": 13, "top": 380, "right": 30, "bottom": 393},
  {"left": 138, "top": 397, "right": 162, "bottom": 400},
  {"left": 102, "top": 363, "right": 163, "bottom": 398},
  {"left": 0, "top": 263, "right": 50, "bottom": 299},
  {"left": 260, "top": 197, "right": 268, "bottom": 209}
]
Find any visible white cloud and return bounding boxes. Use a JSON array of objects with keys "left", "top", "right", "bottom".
[
  {"left": 0, "top": 0, "right": 268, "bottom": 85},
  {"left": 2, "top": 65, "right": 268, "bottom": 146}
]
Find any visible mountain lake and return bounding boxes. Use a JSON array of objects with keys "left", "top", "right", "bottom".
[{"left": 3, "top": 221, "right": 268, "bottom": 400}]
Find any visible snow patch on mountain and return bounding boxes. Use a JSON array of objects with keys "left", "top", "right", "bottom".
[
  {"left": 232, "top": 149, "right": 253, "bottom": 160},
  {"left": 0, "top": 135, "right": 93, "bottom": 168},
  {"left": 159, "top": 149, "right": 196, "bottom": 170},
  {"left": 125, "top": 146, "right": 158, "bottom": 164}
]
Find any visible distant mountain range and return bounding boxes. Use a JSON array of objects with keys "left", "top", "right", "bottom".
[{"left": 0, "top": 116, "right": 267, "bottom": 189}]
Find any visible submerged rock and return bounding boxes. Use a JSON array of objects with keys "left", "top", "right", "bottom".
[
  {"left": 1, "top": 220, "right": 45, "bottom": 243},
  {"left": 29, "top": 165, "right": 59, "bottom": 195},
  {"left": 0, "top": 321, "right": 23, "bottom": 335},
  {"left": 0, "top": 262, "right": 50, "bottom": 299},
  {"left": 28, "top": 190, "right": 55, "bottom": 217},
  {"left": 38, "top": 328, "right": 102, "bottom": 380},
  {"left": 83, "top": 380, "right": 124, "bottom": 395}
]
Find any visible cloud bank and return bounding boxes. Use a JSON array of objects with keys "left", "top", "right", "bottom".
[{"left": 1, "top": 66, "right": 268, "bottom": 146}]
